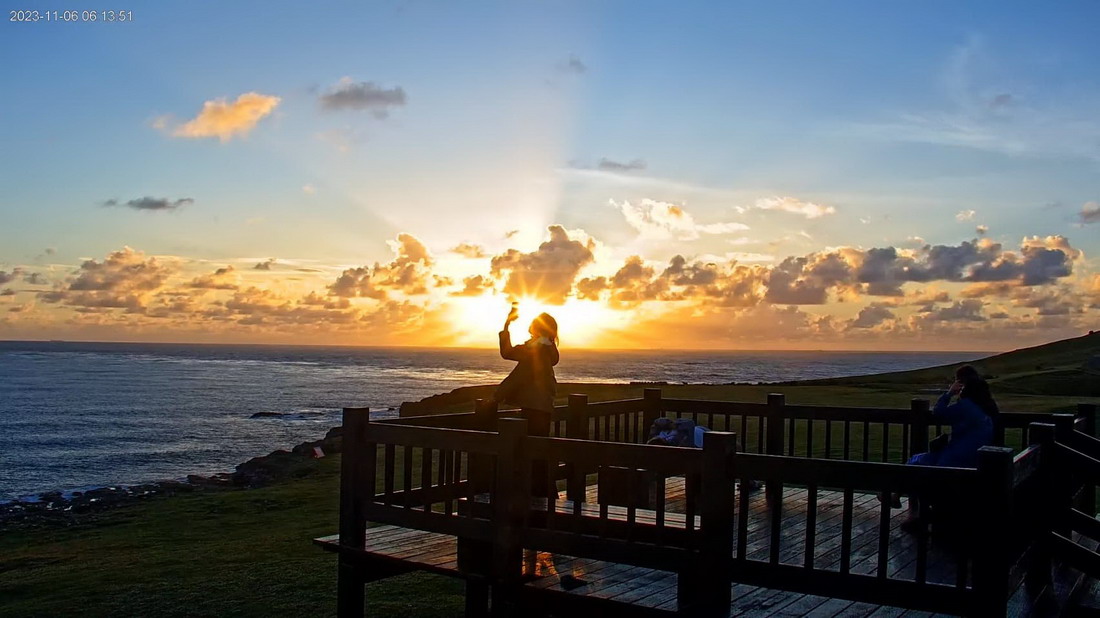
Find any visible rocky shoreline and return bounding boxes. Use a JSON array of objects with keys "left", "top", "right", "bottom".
[{"left": 0, "top": 426, "right": 345, "bottom": 529}]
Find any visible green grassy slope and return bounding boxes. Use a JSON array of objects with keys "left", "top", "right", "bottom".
[{"left": 799, "top": 330, "right": 1100, "bottom": 396}]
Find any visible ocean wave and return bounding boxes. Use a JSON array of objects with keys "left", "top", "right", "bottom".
[{"left": 249, "top": 409, "right": 336, "bottom": 421}]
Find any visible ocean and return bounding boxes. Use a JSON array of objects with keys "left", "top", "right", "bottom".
[{"left": 0, "top": 341, "right": 983, "bottom": 499}]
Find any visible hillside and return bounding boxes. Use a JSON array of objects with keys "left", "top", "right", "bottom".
[{"left": 802, "top": 330, "right": 1100, "bottom": 396}]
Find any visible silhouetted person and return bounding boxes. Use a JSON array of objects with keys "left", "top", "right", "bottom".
[
  {"left": 493, "top": 303, "right": 559, "bottom": 495},
  {"left": 909, "top": 365, "right": 995, "bottom": 469},
  {"left": 899, "top": 365, "right": 997, "bottom": 532}
]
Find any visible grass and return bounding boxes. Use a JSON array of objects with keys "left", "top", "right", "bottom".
[{"left": 0, "top": 456, "right": 465, "bottom": 618}]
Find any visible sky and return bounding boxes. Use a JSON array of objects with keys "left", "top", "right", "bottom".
[{"left": 1, "top": 1, "right": 1098, "bottom": 350}]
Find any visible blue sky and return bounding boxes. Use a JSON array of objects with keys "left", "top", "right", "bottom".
[{"left": 1, "top": 2, "right": 1097, "bottom": 348}]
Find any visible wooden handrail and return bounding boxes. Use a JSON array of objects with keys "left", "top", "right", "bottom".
[
  {"left": 526, "top": 435, "right": 703, "bottom": 474},
  {"left": 364, "top": 423, "right": 501, "bottom": 453},
  {"left": 731, "top": 452, "right": 979, "bottom": 492},
  {"left": 1012, "top": 444, "right": 1042, "bottom": 488}
]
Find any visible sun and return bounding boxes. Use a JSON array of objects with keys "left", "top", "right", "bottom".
[{"left": 447, "top": 294, "right": 627, "bottom": 348}]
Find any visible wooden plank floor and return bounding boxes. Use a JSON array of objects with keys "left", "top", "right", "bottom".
[{"left": 318, "top": 478, "right": 973, "bottom": 616}]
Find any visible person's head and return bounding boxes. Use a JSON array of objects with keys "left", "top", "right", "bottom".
[
  {"left": 955, "top": 364, "right": 999, "bottom": 416},
  {"left": 955, "top": 364, "right": 981, "bottom": 386},
  {"left": 529, "top": 312, "right": 558, "bottom": 344}
]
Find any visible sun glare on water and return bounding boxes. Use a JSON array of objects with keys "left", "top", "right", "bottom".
[{"left": 449, "top": 295, "right": 627, "bottom": 348}]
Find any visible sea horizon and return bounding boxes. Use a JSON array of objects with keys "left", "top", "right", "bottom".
[{"left": 0, "top": 338, "right": 997, "bottom": 355}]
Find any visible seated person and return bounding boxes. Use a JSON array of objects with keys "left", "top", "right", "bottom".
[
  {"left": 646, "top": 417, "right": 708, "bottom": 447},
  {"left": 908, "top": 366, "right": 996, "bottom": 468},
  {"left": 899, "top": 367, "right": 997, "bottom": 532}
]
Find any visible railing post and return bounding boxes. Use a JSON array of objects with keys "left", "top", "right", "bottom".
[
  {"left": 469, "top": 399, "right": 499, "bottom": 494},
  {"left": 338, "top": 407, "right": 372, "bottom": 618},
  {"left": 907, "top": 399, "right": 930, "bottom": 515},
  {"left": 1051, "top": 413, "right": 1075, "bottom": 443},
  {"left": 643, "top": 388, "right": 663, "bottom": 439},
  {"left": 1081, "top": 403, "right": 1099, "bottom": 439},
  {"left": 1080, "top": 403, "right": 1098, "bottom": 516},
  {"left": 973, "top": 446, "right": 1014, "bottom": 617},
  {"left": 1025, "top": 422, "right": 1056, "bottom": 591},
  {"left": 908, "top": 398, "right": 930, "bottom": 461},
  {"left": 474, "top": 398, "right": 498, "bottom": 430},
  {"left": 765, "top": 393, "right": 785, "bottom": 507},
  {"left": 566, "top": 394, "right": 589, "bottom": 502},
  {"left": 1052, "top": 413, "right": 1082, "bottom": 525},
  {"left": 491, "top": 417, "right": 529, "bottom": 615},
  {"left": 687, "top": 431, "right": 737, "bottom": 617}
]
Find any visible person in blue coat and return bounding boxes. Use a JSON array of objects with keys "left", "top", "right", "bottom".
[{"left": 909, "top": 365, "right": 996, "bottom": 468}]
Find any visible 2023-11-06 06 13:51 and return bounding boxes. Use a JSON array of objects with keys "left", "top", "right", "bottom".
[{"left": 9, "top": 10, "right": 133, "bottom": 22}]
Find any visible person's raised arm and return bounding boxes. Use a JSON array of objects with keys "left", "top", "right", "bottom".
[
  {"left": 932, "top": 380, "right": 964, "bottom": 422},
  {"left": 499, "top": 304, "right": 522, "bottom": 361}
]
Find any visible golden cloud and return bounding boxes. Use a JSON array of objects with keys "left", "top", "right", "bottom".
[{"left": 172, "top": 92, "right": 281, "bottom": 142}]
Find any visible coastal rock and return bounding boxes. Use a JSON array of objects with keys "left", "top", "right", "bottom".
[
  {"left": 399, "top": 384, "right": 496, "bottom": 417},
  {"left": 3, "top": 428, "right": 341, "bottom": 528},
  {"left": 187, "top": 474, "right": 233, "bottom": 487},
  {"left": 232, "top": 449, "right": 317, "bottom": 488}
]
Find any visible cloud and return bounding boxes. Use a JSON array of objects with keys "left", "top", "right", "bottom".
[
  {"left": 585, "top": 235, "right": 1085, "bottom": 309},
  {"left": 602, "top": 256, "right": 667, "bottom": 307},
  {"left": 738, "top": 196, "right": 836, "bottom": 219},
  {"left": 450, "top": 243, "right": 488, "bottom": 259},
  {"left": 302, "top": 184, "right": 316, "bottom": 195},
  {"left": 597, "top": 158, "right": 647, "bottom": 173},
  {"left": 848, "top": 304, "right": 896, "bottom": 329},
  {"left": 450, "top": 275, "right": 495, "bottom": 297},
  {"left": 318, "top": 78, "right": 406, "bottom": 117},
  {"left": 557, "top": 55, "right": 587, "bottom": 74},
  {"left": 253, "top": 259, "right": 276, "bottom": 271},
  {"left": 912, "top": 299, "right": 987, "bottom": 324},
  {"left": 1079, "top": 201, "right": 1100, "bottom": 225},
  {"left": 38, "top": 247, "right": 175, "bottom": 311},
  {"left": 103, "top": 197, "right": 194, "bottom": 211},
  {"left": 188, "top": 266, "right": 238, "bottom": 290},
  {"left": 956, "top": 209, "right": 976, "bottom": 221},
  {"left": 171, "top": 92, "right": 281, "bottom": 141},
  {"left": 330, "top": 233, "right": 434, "bottom": 299},
  {"left": 976, "top": 225, "right": 988, "bottom": 236},
  {"left": 0, "top": 270, "right": 16, "bottom": 285},
  {"left": 489, "top": 225, "right": 595, "bottom": 304},
  {"left": 852, "top": 236, "right": 1082, "bottom": 293},
  {"left": 23, "top": 272, "right": 46, "bottom": 285},
  {"left": 614, "top": 199, "right": 749, "bottom": 240},
  {"left": 574, "top": 276, "right": 608, "bottom": 301},
  {"left": 765, "top": 253, "right": 855, "bottom": 305},
  {"left": 218, "top": 286, "right": 360, "bottom": 327}
]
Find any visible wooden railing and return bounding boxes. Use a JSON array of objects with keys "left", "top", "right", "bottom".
[
  {"left": 1029, "top": 415, "right": 1100, "bottom": 580},
  {"left": 726, "top": 450, "right": 1000, "bottom": 614},
  {"left": 382, "top": 390, "right": 1097, "bottom": 463},
  {"left": 344, "top": 394, "right": 1099, "bottom": 616}
]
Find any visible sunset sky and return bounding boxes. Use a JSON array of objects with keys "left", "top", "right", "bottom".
[{"left": 2, "top": 2, "right": 1098, "bottom": 350}]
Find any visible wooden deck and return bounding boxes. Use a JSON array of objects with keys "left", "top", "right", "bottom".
[{"left": 317, "top": 479, "right": 970, "bottom": 616}]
